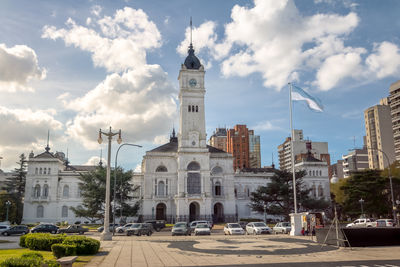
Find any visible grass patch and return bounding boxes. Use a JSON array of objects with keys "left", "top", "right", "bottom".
[{"left": 0, "top": 248, "right": 96, "bottom": 266}]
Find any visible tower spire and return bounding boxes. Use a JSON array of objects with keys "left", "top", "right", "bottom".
[
  {"left": 45, "top": 130, "right": 50, "bottom": 152},
  {"left": 190, "top": 16, "right": 193, "bottom": 46}
]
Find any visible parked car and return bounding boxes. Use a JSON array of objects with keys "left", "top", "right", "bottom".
[
  {"left": 246, "top": 222, "right": 272, "bottom": 235},
  {"left": 346, "top": 218, "right": 377, "bottom": 228},
  {"left": 57, "top": 225, "right": 89, "bottom": 234},
  {"left": 189, "top": 221, "right": 212, "bottom": 233},
  {"left": 194, "top": 223, "right": 211, "bottom": 236},
  {"left": 273, "top": 222, "right": 291, "bottom": 234},
  {"left": 171, "top": 222, "right": 191, "bottom": 236},
  {"left": 126, "top": 223, "right": 153, "bottom": 236},
  {"left": 1, "top": 225, "right": 29, "bottom": 236},
  {"left": 31, "top": 224, "right": 59, "bottom": 234},
  {"left": 115, "top": 223, "right": 133, "bottom": 233},
  {"left": 0, "top": 225, "right": 10, "bottom": 233},
  {"left": 224, "top": 223, "right": 245, "bottom": 235},
  {"left": 376, "top": 219, "right": 395, "bottom": 227},
  {"left": 144, "top": 220, "right": 165, "bottom": 232},
  {"left": 97, "top": 224, "right": 120, "bottom": 232}
]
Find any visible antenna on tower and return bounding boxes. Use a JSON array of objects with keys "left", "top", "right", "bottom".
[
  {"left": 45, "top": 130, "right": 50, "bottom": 152},
  {"left": 190, "top": 16, "right": 193, "bottom": 45}
]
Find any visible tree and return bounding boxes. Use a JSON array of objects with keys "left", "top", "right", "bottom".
[
  {"left": 4, "top": 154, "right": 27, "bottom": 224},
  {"left": 339, "top": 169, "right": 390, "bottom": 219},
  {"left": 250, "top": 169, "right": 330, "bottom": 220},
  {"left": 70, "top": 166, "right": 140, "bottom": 222}
]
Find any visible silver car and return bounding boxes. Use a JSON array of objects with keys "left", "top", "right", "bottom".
[
  {"left": 246, "top": 222, "right": 272, "bottom": 235},
  {"left": 273, "top": 222, "right": 291, "bottom": 234},
  {"left": 116, "top": 223, "right": 133, "bottom": 233}
]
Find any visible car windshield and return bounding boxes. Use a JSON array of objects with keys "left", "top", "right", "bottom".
[
  {"left": 282, "top": 223, "right": 290, "bottom": 227},
  {"left": 130, "top": 223, "right": 141, "bottom": 228},
  {"left": 174, "top": 223, "right": 187, "bottom": 228},
  {"left": 196, "top": 224, "right": 208, "bottom": 228},
  {"left": 228, "top": 223, "right": 241, "bottom": 228},
  {"left": 254, "top": 222, "right": 267, "bottom": 227}
]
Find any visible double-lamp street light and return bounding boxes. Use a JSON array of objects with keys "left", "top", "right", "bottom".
[{"left": 98, "top": 127, "right": 122, "bottom": 241}]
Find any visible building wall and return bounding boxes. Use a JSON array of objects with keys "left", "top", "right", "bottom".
[
  {"left": 227, "top": 125, "right": 250, "bottom": 170},
  {"left": 364, "top": 103, "right": 396, "bottom": 169},
  {"left": 342, "top": 148, "right": 369, "bottom": 178},
  {"left": 209, "top": 128, "right": 227, "bottom": 152},
  {"left": 390, "top": 80, "right": 400, "bottom": 161},
  {"left": 249, "top": 130, "right": 261, "bottom": 168}
]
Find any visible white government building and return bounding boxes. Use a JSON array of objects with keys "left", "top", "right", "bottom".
[{"left": 21, "top": 36, "right": 330, "bottom": 224}]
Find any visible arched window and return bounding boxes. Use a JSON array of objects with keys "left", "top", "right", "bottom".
[
  {"left": 35, "top": 168, "right": 38, "bottom": 174},
  {"left": 192, "top": 105, "right": 195, "bottom": 112},
  {"left": 48, "top": 168, "right": 51, "bottom": 175},
  {"left": 188, "top": 105, "right": 191, "bottom": 112},
  {"left": 319, "top": 170, "right": 322, "bottom": 176},
  {"left": 37, "top": 205, "right": 44, "bottom": 218},
  {"left": 43, "top": 184, "right": 49, "bottom": 198},
  {"left": 62, "top": 206, "right": 68, "bottom": 217},
  {"left": 309, "top": 170, "right": 312, "bottom": 176},
  {"left": 34, "top": 184, "right": 41, "bottom": 198},
  {"left": 155, "top": 165, "right": 168, "bottom": 172},
  {"left": 211, "top": 166, "right": 223, "bottom": 175},
  {"left": 187, "top": 161, "right": 201, "bottom": 194},
  {"left": 39, "top": 168, "right": 42, "bottom": 174},
  {"left": 195, "top": 105, "right": 198, "bottom": 112},
  {"left": 158, "top": 181, "right": 165, "bottom": 196},
  {"left": 63, "top": 185, "right": 69, "bottom": 198},
  {"left": 312, "top": 170, "right": 315, "bottom": 176},
  {"left": 244, "top": 186, "right": 250, "bottom": 198},
  {"left": 311, "top": 185, "right": 317, "bottom": 198},
  {"left": 214, "top": 181, "right": 221, "bottom": 196},
  {"left": 44, "top": 168, "right": 47, "bottom": 175},
  {"left": 318, "top": 185, "right": 324, "bottom": 197}
]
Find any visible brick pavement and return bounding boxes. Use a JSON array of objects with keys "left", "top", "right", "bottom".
[{"left": 85, "top": 235, "right": 400, "bottom": 267}]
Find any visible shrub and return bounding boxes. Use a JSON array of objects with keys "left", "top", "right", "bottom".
[
  {"left": 24, "top": 233, "right": 66, "bottom": 251},
  {"left": 19, "top": 235, "right": 27, "bottom": 248},
  {"left": 0, "top": 256, "right": 42, "bottom": 267},
  {"left": 20, "top": 252, "right": 43, "bottom": 260},
  {"left": 62, "top": 236, "right": 100, "bottom": 255},
  {"left": 43, "top": 260, "right": 59, "bottom": 267},
  {"left": 51, "top": 244, "right": 77, "bottom": 259}
]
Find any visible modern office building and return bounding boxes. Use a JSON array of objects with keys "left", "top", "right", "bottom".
[
  {"left": 227, "top": 125, "right": 250, "bottom": 171},
  {"left": 364, "top": 98, "right": 396, "bottom": 169},
  {"left": 342, "top": 146, "right": 369, "bottom": 178},
  {"left": 389, "top": 80, "right": 400, "bottom": 161},
  {"left": 248, "top": 130, "right": 261, "bottom": 168},
  {"left": 277, "top": 130, "right": 330, "bottom": 174}
]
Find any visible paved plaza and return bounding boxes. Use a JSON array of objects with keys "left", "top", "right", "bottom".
[{"left": 85, "top": 234, "right": 400, "bottom": 267}]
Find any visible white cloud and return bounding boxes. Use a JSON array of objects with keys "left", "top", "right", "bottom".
[
  {"left": 0, "top": 106, "right": 63, "bottom": 169},
  {"left": 91, "top": 5, "right": 102, "bottom": 17},
  {"left": 0, "top": 43, "right": 46, "bottom": 92},
  {"left": 84, "top": 156, "right": 105, "bottom": 166},
  {"left": 366, "top": 42, "right": 400, "bottom": 79},
  {"left": 42, "top": 7, "right": 161, "bottom": 73},
  {"left": 252, "top": 120, "right": 283, "bottom": 132}
]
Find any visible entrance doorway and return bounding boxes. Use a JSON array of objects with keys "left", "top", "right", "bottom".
[
  {"left": 189, "top": 202, "right": 199, "bottom": 222},
  {"left": 213, "top": 203, "right": 224, "bottom": 223},
  {"left": 156, "top": 203, "right": 166, "bottom": 220}
]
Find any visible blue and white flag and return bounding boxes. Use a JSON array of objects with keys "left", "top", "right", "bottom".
[{"left": 291, "top": 84, "right": 324, "bottom": 112}]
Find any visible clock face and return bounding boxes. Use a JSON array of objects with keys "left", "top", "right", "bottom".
[{"left": 189, "top": 78, "right": 197, "bottom": 87}]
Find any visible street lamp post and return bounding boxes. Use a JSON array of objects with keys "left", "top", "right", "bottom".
[
  {"left": 367, "top": 147, "right": 396, "bottom": 221},
  {"left": 359, "top": 198, "right": 364, "bottom": 217},
  {"left": 112, "top": 143, "right": 142, "bottom": 235},
  {"left": 263, "top": 204, "right": 267, "bottom": 223},
  {"left": 98, "top": 127, "right": 122, "bottom": 241},
  {"left": 5, "top": 200, "right": 11, "bottom": 222}
]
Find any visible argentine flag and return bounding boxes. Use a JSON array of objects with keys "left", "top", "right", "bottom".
[{"left": 291, "top": 84, "right": 324, "bottom": 112}]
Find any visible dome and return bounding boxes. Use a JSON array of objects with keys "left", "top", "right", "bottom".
[
  {"left": 184, "top": 44, "right": 201, "bottom": 69},
  {"left": 330, "top": 175, "right": 339, "bottom": 184}
]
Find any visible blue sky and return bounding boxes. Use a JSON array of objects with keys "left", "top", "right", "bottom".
[{"left": 1, "top": 0, "right": 400, "bottom": 171}]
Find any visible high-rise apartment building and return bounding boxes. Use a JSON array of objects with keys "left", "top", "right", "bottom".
[
  {"left": 249, "top": 130, "right": 261, "bottom": 168},
  {"left": 364, "top": 98, "right": 395, "bottom": 169},
  {"left": 209, "top": 128, "right": 227, "bottom": 152},
  {"left": 389, "top": 80, "right": 400, "bottom": 161},
  {"left": 342, "top": 147, "right": 369, "bottom": 178},
  {"left": 278, "top": 129, "right": 330, "bottom": 174},
  {"left": 227, "top": 125, "right": 250, "bottom": 171}
]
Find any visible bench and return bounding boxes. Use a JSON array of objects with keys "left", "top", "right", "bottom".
[{"left": 57, "top": 256, "right": 78, "bottom": 267}]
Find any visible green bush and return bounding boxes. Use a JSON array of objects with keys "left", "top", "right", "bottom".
[
  {"left": 20, "top": 252, "right": 43, "bottom": 260},
  {"left": 43, "top": 260, "right": 59, "bottom": 267},
  {"left": 62, "top": 236, "right": 100, "bottom": 255},
  {"left": 0, "top": 256, "right": 42, "bottom": 267},
  {"left": 51, "top": 244, "right": 77, "bottom": 259},
  {"left": 24, "top": 233, "right": 66, "bottom": 251},
  {"left": 19, "top": 235, "right": 27, "bottom": 248}
]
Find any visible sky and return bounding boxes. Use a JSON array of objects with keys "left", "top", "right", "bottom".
[{"left": 1, "top": 0, "right": 400, "bottom": 172}]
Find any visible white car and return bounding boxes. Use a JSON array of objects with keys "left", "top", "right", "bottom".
[
  {"left": 224, "top": 223, "right": 245, "bottom": 235},
  {"left": 189, "top": 221, "right": 212, "bottom": 232},
  {"left": 246, "top": 222, "right": 272, "bottom": 235},
  {"left": 376, "top": 219, "right": 395, "bottom": 227},
  {"left": 0, "top": 225, "right": 10, "bottom": 233},
  {"left": 115, "top": 223, "right": 133, "bottom": 233},
  {"left": 194, "top": 223, "right": 211, "bottom": 235},
  {"left": 273, "top": 222, "right": 291, "bottom": 234},
  {"left": 346, "top": 218, "right": 377, "bottom": 228}
]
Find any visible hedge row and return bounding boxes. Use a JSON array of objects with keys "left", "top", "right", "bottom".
[
  {"left": 19, "top": 233, "right": 100, "bottom": 259},
  {"left": 0, "top": 252, "right": 58, "bottom": 267}
]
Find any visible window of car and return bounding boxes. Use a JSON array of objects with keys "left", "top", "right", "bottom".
[
  {"left": 174, "top": 223, "right": 187, "bottom": 228},
  {"left": 196, "top": 224, "right": 208, "bottom": 228},
  {"left": 282, "top": 223, "right": 290, "bottom": 227},
  {"left": 254, "top": 222, "right": 267, "bottom": 227},
  {"left": 131, "top": 223, "right": 141, "bottom": 228},
  {"left": 228, "top": 223, "right": 241, "bottom": 228}
]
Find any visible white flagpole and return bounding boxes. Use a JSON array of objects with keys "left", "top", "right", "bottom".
[{"left": 289, "top": 82, "right": 298, "bottom": 214}]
